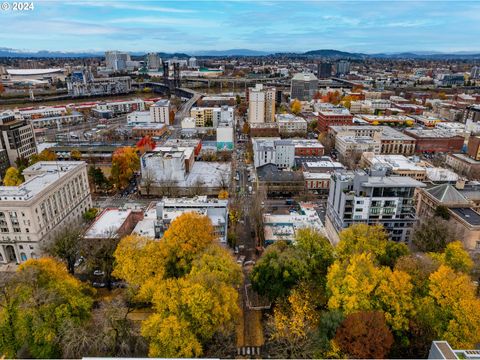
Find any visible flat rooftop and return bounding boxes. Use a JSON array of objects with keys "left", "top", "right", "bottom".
[
  {"left": 405, "top": 129, "right": 462, "bottom": 138},
  {"left": 450, "top": 208, "right": 480, "bottom": 226},
  {"left": 84, "top": 208, "right": 132, "bottom": 239},
  {"left": 362, "top": 175, "right": 426, "bottom": 188},
  {"left": 0, "top": 161, "right": 84, "bottom": 201}
]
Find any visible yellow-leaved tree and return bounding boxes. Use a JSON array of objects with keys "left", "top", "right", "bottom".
[
  {"left": 111, "top": 146, "right": 139, "bottom": 189},
  {"left": 0, "top": 258, "right": 94, "bottom": 358},
  {"left": 3, "top": 167, "right": 23, "bottom": 186},
  {"left": 290, "top": 99, "right": 302, "bottom": 114},
  {"left": 113, "top": 212, "right": 241, "bottom": 358},
  {"left": 420, "top": 265, "right": 480, "bottom": 348}
]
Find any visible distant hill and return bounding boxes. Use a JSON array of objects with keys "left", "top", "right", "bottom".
[
  {"left": 1, "top": 47, "right": 480, "bottom": 60},
  {"left": 302, "top": 49, "right": 367, "bottom": 59},
  {"left": 191, "top": 49, "right": 271, "bottom": 56},
  {"left": 0, "top": 48, "right": 104, "bottom": 58}
]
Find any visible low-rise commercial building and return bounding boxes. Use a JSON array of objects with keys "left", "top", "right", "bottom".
[
  {"left": 445, "top": 153, "right": 480, "bottom": 180},
  {"left": 0, "top": 161, "right": 92, "bottom": 264},
  {"left": 328, "top": 125, "right": 416, "bottom": 155},
  {"left": 263, "top": 202, "right": 325, "bottom": 245},
  {"left": 404, "top": 129, "right": 465, "bottom": 153},
  {"left": 134, "top": 197, "right": 229, "bottom": 243},
  {"left": 95, "top": 98, "right": 145, "bottom": 115},
  {"left": 276, "top": 114, "right": 308, "bottom": 137}
]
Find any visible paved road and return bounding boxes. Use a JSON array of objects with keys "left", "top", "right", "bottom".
[{"left": 173, "top": 93, "right": 202, "bottom": 127}]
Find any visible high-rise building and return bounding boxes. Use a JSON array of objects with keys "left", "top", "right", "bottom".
[
  {"left": 188, "top": 57, "right": 197, "bottom": 68},
  {"left": 318, "top": 62, "right": 332, "bottom": 79},
  {"left": 325, "top": 168, "right": 425, "bottom": 244},
  {"left": 290, "top": 73, "right": 318, "bottom": 101},
  {"left": 336, "top": 60, "right": 350, "bottom": 76},
  {"left": 150, "top": 99, "right": 171, "bottom": 125},
  {"left": 471, "top": 66, "right": 480, "bottom": 80},
  {"left": 0, "top": 111, "right": 37, "bottom": 166},
  {"left": 248, "top": 84, "right": 276, "bottom": 123},
  {"left": 0, "top": 161, "right": 92, "bottom": 264},
  {"left": 105, "top": 51, "right": 130, "bottom": 71},
  {"left": 146, "top": 53, "right": 162, "bottom": 70}
]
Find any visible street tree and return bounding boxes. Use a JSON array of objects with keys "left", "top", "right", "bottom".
[
  {"left": 290, "top": 99, "right": 302, "bottom": 114},
  {"left": 111, "top": 146, "right": 139, "bottom": 189},
  {"left": 251, "top": 241, "right": 308, "bottom": 301},
  {"left": 0, "top": 258, "right": 94, "bottom": 358},
  {"left": 334, "top": 311, "right": 394, "bottom": 359},
  {"left": 3, "top": 167, "right": 23, "bottom": 186},
  {"left": 45, "top": 226, "right": 83, "bottom": 275},
  {"left": 29, "top": 149, "right": 57, "bottom": 165}
]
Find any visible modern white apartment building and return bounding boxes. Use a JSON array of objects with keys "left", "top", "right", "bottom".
[
  {"left": 248, "top": 84, "right": 276, "bottom": 123},
  {"left": 252, "top": 138, "right": 295, "bottom": 169},
  {"left": 0, "top": 111, "right": 37, "bottom": 166},
  {"left": 325, "top": 168, "right": 425, "bottom": 244},
  {"left": 0, "top": 161, "right": 92, "bottom": 264},
  {"left": 150, "top": 99, "right": 171, "bottom": 125}
]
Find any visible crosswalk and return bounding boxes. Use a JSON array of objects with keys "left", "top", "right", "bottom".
[{"left": 237, "top": 346, "right": 261, "bottom": 357}]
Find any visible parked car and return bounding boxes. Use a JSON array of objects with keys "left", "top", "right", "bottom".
[
  {"left": 74, "top": 256, "right": 85, "bottom": 267},
  {"left": 236, "top": 255, "right": 246, "bottom": 266},
  {"left": 92, "top": 281, "right": 106, "bottom": 288},
  {"left": 93, "top": 269, "right": 105, "bottom": 276}
]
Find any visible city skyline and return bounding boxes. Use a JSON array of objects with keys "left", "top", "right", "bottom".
[{"left": 1, "top": 0, "right": 480, "bottom": 54}]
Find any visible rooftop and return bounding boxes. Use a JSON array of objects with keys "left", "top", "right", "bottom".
[
  {"left": 425, "top": 184, "right": 470, "bottom": 205},
  {"left": 361, "top": 175, "right": 425, "bottom": 188},
  {"left": 405, "top": 128, "right": 462, "bottom": 138},
  {"left": 292, "top": 72, "right": 318, "bottom": 81},
  {"left": 84, "top": 208, "right": 132, "bottom": 239},
  {"left": 0, "top": 162, "right": 85, "bottom": 202},
  {"left": 450, "top": 208, "right": 480, "bottom": 226}
]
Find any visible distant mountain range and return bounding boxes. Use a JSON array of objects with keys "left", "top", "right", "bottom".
[{"left": 1, "top": 47, "right": 480, "bottom": 59}]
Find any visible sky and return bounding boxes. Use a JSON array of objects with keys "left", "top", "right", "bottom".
[{"left": 0, "top": 0, "right": 479, "bottom": 54}]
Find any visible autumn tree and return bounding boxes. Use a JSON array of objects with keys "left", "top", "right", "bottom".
[
  {"left": 0, "top": 258, "right": 94, "bottom": 358},
  {"left": 218, "top": 190, "right": 229, "bottom": 199},
  {"left": 334, "top": 311, "right": 394, "bottom": 359},
  {"left": 290, "top": 99, "right": 302, "bottom": 114},
  {"left": 266, "top": 284, "right": 320, "bottom": 358},
  {"left": 113, "top": 214, "right": 241, "bottom": 358},
  {"left": 45, "top": 226, "right": 83, "bottom": 275},
  {"left": 429, "top": 241, "right": 473, "bottom": 274},
  {"left": 70, "top": 149, "right": 82, "bottom": 160},
  {"left": 136, "top": 136, "right": 156, "bottom": 154},
  {"left": 111, "top": 146, "right": 139, "bottom": 189},
  {"left": 3, "top": 167, "right": 23, "bottom": 186},
  {"left": 0, "top": 83, "right": 5, "bottom": 93},
  {"left": 29, "top": 149, "right": 57, "bottom": 165},
  {"left": 420, "top": 265, "right": 480, "bottom": 348}
]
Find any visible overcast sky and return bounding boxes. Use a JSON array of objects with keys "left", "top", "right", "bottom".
[{"left": 1, "top": 0, "right": 479, "bottom": 53}]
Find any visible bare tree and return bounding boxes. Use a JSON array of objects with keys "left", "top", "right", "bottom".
[
  {"left": 142, "top": 168, "right": 156, "bottom": 196},
  {"left": 190, "top": 176, "right": 204, "bottom": 196}
]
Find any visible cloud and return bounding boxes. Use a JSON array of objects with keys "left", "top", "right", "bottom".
[{"left": 66, "top": 1, "right": 196, "bottom": 13}]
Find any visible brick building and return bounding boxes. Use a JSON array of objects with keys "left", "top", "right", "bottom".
[
  {"left": 404, "top": 129, "right": 465, "bottom": 153},
  {"left": 317, "top": 108, "right": 353, "bottom": 132}
]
